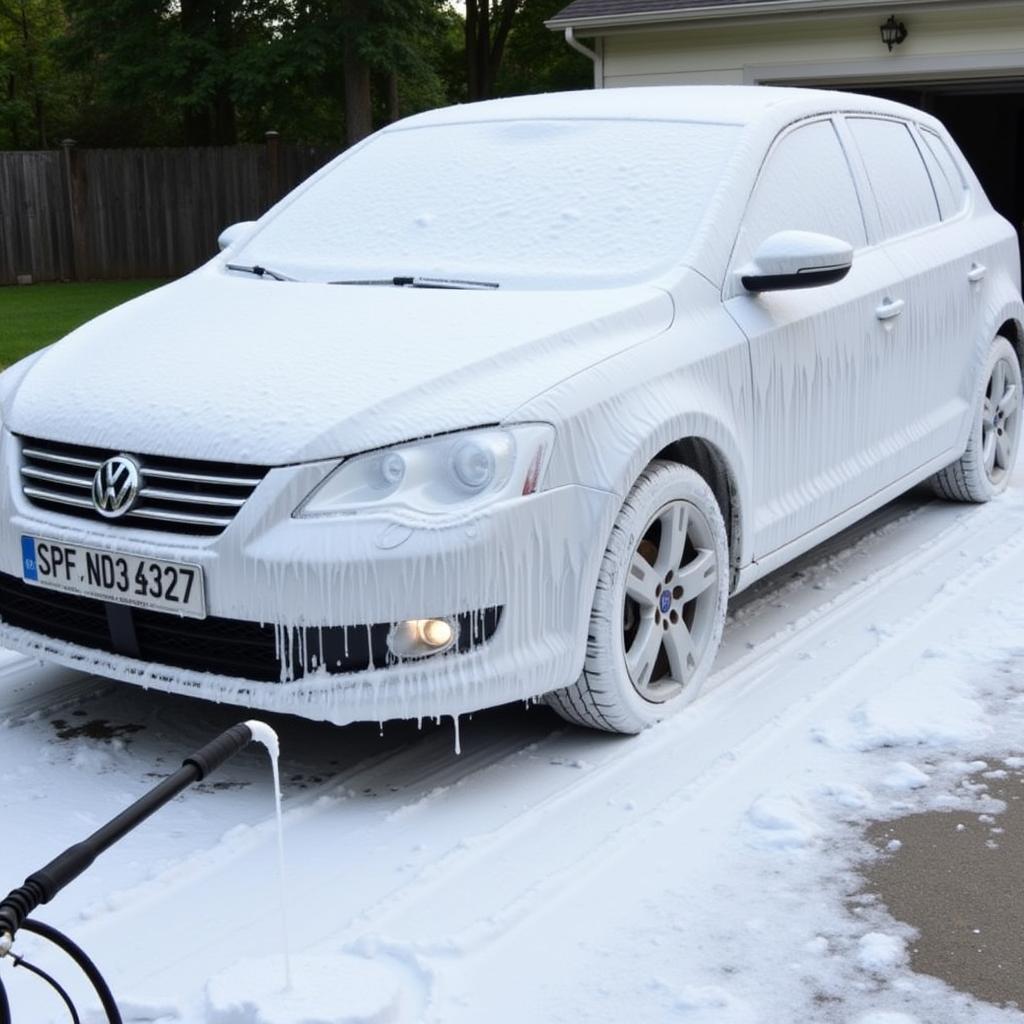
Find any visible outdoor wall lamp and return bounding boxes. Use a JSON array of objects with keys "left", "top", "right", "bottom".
[{"left": 880, "top": 15, "right": 908, "bottom": 51}]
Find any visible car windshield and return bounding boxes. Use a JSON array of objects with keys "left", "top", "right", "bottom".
[{"left": 233, "top": 118, "right": 740, "bottom": 289}]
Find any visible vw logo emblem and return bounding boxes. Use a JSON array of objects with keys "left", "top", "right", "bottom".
[{"left": 92, "top": 455, "right": 141, "bottom": 518}]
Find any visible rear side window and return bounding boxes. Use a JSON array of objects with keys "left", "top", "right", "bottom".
[
  {"left": 847, "top": 118, "right": 940, "bottom": 238},
  {"left": 919, "top": 127, "right": 969, "bottom": 218},
  {"left": 736, "top": 119, "right": 867, "bottom": 264}
]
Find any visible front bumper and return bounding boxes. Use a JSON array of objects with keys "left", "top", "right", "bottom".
[{"left": 0, "top": 433, "right": 618, "bottom": 723}]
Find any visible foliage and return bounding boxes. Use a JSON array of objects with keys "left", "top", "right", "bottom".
[
  {"left": 56, "top": 0, "right": 462, "bottom": 146},
  {"left": 0, "top": 0, "right": 589, "bottom": 151},
  {"left": 494, "top": 0, "right": 591, "bottom": 97},
  {"left": 61, "top": 0, "right": 310, "bottom": 146},
  {"left": 0, "top": 0, "right": 79, "bottom": 148}
]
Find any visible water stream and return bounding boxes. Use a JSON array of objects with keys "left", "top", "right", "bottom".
[{"left": 245, "top": 719, "right": 293, "bottom": 990}]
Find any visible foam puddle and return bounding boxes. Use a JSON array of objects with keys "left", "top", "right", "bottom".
[{"left": 245, "top": 720, "right": 292, "bottom": 991}]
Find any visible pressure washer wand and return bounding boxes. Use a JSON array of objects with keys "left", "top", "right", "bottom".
[{"left": 0, "top": 722, "right": 254, "bottom": 944}]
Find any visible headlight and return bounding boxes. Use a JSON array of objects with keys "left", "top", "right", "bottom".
[{"left": 295, "top": 424, "right": 555, "bottom": 519}]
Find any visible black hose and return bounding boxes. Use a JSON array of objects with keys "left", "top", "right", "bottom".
[
  {"left": 0, "top": 722, "right": 253, "bottom": 938},
  {"left": 19, "top": 921, "right": 120, "bottom": 1024},
  {"left": 0, "top": 970, "right": 10, "bottom": 1024},
  {"left": 10, "top": 952, "right": 80, "bottom": 1024},
  {"left": 0, "top": 721, "right": 257, "bottom": 1023},
  {"left": 0, "top": 920, "right": 119, "bottom": 1024}
]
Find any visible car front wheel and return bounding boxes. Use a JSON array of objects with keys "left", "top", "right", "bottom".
[{"left": 548, "top": 460, "right": 729, "bottom": 734}]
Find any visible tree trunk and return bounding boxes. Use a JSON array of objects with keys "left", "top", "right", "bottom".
[
  {"left": 179, "top": 0, "right": 208, "bottom": 145},
  {"left": 466, "top": 0, "right": 519, "bottom": 102},
  {"left": 476, "top": 0, "right": 490, "bottom": 99},
  {"left": 6, "top": 72, "right": 20, "bottom": 149},
  {"left": 489, "top": 0, "right": 519, "bottom": 88},
  {"left": 388, "top": 72, "right": 400, "bottom": 124},
  {"left": 212, "top": 0, "right": 237, "bottom": 144},
  {"left": 342, "top": 0, "right": 372, "bottom": 146},
  {"left": 17, "top": 1, "right": 45, "bottom": 147},
  {"left": 466, "top": 0, "right": 494, "bottom": 101},
  {"left": 33, "top": 92, "right": 45, "bottom": 148},
  {"left": 183, "top": 110, "right": 209, "bottom": 147},
  {"left": 177, "top": 0, "right": 237, "bottom": 145},
  {"left": 465, "top": 0, "right": 479, "bottom": 101}
]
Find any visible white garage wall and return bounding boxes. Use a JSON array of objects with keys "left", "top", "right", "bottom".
[{"left": 598, "top": 4, "right": 1024, "bottom": 88}]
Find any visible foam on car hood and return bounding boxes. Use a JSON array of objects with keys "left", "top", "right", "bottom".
[{"left": 5, "top": 271, "right": 674, "bottom": 465}]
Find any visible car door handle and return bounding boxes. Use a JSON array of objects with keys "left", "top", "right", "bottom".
[
  {"left": 875, "top": 297, "right": 905, "bottom": 321},
  {"left": 968, "top": 262, "right": 987, "bottom": 283}
]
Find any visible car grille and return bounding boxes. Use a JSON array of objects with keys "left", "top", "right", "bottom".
[
  {"left": 18, "top": 436, "right": 268, "bottom": 536},
  {"left": 0, "top": 573, "right": 502, "bottom": 683}
]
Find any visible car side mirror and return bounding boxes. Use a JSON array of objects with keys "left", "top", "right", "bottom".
[
  {"left": 739, "top": 230, "right": 853, "bottom": 293},
  {"left": 217, "top": 221, "right": 258, "bottom": 252}
]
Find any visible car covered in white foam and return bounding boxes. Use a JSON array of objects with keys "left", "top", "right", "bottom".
[{"left": 1, "top": 86, "right": 1021, "bottom": 733}]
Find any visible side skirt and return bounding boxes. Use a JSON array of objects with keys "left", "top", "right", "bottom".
[{"left": 731, "top": 444, "right": 962, "bottom": 595}]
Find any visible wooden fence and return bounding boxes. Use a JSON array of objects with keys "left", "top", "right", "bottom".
[{"left": 0, "top": 134, "right": 337, "bottom": 284}]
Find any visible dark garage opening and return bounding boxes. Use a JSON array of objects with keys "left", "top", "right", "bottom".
[{"left": 852, "top": 80, "right": 1024, "bottom": 264}]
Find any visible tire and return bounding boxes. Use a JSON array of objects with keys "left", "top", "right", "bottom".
[
  {"left": 547, "top": 460, "right": 730, "bottom": 734},
  {"left": 930, "top": 335, "right": 1022, "bottom": 503}
]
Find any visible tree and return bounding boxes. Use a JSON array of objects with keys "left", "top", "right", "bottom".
[
  {"left": 0, "top": 0, "right": 71, "bottom": 148},
  {"left": 178, "top": 0, "right": 242, "bottom": 145},
  {"left": 493, "top": 0, "right": 592, "bottom": 97},
  {"left": 332, "top": 0, "right": 455, "bottom": 145},
  {"left": 341, "top": 0, "right": 372, "bottom": 144},
  {"left": 464, "top": 0, "right": 521, "bottom": 101},
  {"left": 229, "top": 0, "right": 456, "bottom": 149},
  {"left": 59, "top": 0, "right": 298, "bottom": 146},
  {"left": 0, "top": 0, "right": 584, "bottom": 152}
]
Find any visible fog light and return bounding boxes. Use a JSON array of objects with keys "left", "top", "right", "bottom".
[
  {"left": 388, "top": 617, "right": 457, "bottom": 659},
  {"left": 420, "top": 618, "right": 453, "bottom": 647}
]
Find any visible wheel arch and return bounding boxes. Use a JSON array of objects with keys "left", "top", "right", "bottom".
[
  {"left": 650, "top": 434, "right": 745, "bottom": 590},
  {"left": 998, "top": 316, "right": 1024, "bottom": 369}
]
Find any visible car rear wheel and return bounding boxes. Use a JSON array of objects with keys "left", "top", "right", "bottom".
[
  {"left": 547, "top": 460, "right": 729, "bottom": 734},
  {"left": 930, "top": 335, "right": 1022, "bottom": 503}
]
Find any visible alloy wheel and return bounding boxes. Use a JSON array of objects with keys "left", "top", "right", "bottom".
[
  {"left": 622, "top": 499, "right": 720, "bottom": 703},
  {"left": 982, "top": 356, "right": 1020, "bottom": 486}
]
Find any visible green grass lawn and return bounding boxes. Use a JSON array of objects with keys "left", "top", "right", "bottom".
[{"left": 0, "top": 280, "right": 167, "bottom": 370}]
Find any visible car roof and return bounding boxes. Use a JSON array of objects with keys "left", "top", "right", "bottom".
[{"left": 390, "top": 85, "right": 929, "bottom": 132}]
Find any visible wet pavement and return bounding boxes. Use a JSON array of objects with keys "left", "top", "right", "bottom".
[{"left": 864, "top": 765, "right": 1024, "bottom": 1009}]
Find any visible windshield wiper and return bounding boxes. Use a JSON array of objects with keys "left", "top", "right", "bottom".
[
  {"left": 226, "top": 263, "right": 295, "bottom": 282},
  {"left": 329, "top": 275, "right": 499, "bottom": 290}
]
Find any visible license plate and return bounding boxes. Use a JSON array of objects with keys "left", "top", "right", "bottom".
[{"left": 21, "top": 536, "right": 206, "bottom": 619}]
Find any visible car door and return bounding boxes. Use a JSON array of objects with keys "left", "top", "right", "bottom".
[
  {"left": 724, "top": 117, "right": 914, "bottom": 560},
  {"left": 844, "top": 116, "right": 974, "bottom": 470}
]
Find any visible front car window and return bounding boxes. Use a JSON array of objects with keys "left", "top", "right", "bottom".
[
  {"left": 734, "top": 118, "right": 868, "bottom": 267},
  {"left": 234, "top": 118, "right": 741, "bottom": 289}
]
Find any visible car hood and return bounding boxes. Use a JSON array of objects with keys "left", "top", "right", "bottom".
[{"left": 4, "top": 272, "right": 674, "bottom": 465}]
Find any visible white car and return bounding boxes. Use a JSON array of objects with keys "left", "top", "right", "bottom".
[{"left": 1, "top": 86, "right": 1021, "bottom": 733}]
